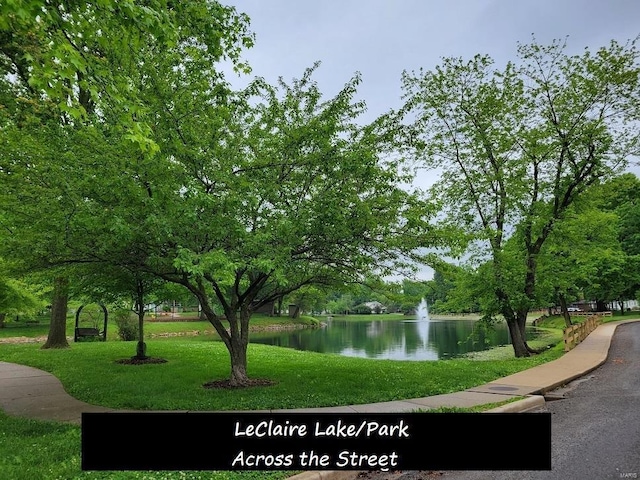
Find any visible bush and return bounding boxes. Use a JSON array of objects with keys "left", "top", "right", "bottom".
[
  {"left": 353, "top": 304, "right": 372, "bottom": 314},
  {"left": 113, "top": 310, "right": 138, "bottom": 341}
]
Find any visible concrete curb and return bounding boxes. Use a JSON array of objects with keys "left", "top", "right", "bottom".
[
  {"left": 483, "top": 394, "right": 546, "bottom": 413},
  {"left": 286, "top": 395, "right": 548, "bottom": 479},
  {"left": 286, "top": 471, "right": 359, "bottom": 480}
]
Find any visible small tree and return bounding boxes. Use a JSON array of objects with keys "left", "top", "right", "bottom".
[
  {"left": 74, "top": 265, "right": 172, "bottom": 359},
  {"left": 147, "top": 68, "right": 431, "bottom": 385}
]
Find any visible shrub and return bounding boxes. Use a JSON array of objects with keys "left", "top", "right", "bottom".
[{"left": 113, "top": 310, "right": 138, "bottom": 341}]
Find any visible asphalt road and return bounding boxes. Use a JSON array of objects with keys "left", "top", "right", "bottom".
[{"left": 355, "top": 321, "right": 640, "bottom": 480}]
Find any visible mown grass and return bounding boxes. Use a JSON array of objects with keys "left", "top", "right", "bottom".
[
  {"left": 0, "top": 335, "right": 562, "bottom": 480},
  {"left": 0, "top": 412, "right": 296, "bottom": 480}
]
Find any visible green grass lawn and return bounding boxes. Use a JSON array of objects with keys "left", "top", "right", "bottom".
[
  {"left": 0, "top": 411, "right": 296, "bottom": 480},
  {"left": 0, "top": 312, "right": 576, "bottom": 412},
  {"left": 3, "top": 310, "right": 632, "bottom": 479}
]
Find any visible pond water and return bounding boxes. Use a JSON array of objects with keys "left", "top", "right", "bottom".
[{"left": 250, "top": 317, "right": 542, "bottom": 361}]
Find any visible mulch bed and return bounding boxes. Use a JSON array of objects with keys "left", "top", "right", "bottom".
[
  {"left": 114, "top": 357, "right": 168, "bottom": 365},
  {"left": 203, "top": 378, "right": 276, "bottom": 389}
]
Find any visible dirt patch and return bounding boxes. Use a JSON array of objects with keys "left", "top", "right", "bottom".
[
  {"left": 0, "top": 322, "right": 315, "bottom": 344},
  {"left": 114, "top": 357, "right": 168, "bottom": 365},
  {"left": 203, "top": 378, "right": 276, "bottom": 389},
  {"left": 0, "top": 335, "right": 65, "bottom": 344},
  {"left": 148, "top": 330, "right": 202, "bottom": 338}
]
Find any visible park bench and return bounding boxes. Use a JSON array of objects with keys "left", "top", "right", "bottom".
[
  {"left": 74, "top": 327, "right": 105, "bottom": 342},
  {"left": 74, "top": 303, "right": 108, "bottom": 342}
]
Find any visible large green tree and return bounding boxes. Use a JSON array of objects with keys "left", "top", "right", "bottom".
[
  {"left": 580, "top": 174, "right": 640, "bottom": 312},
  {"left": 401, "top": 37, "right": 640, "bottom": 356},
  {"left": 536, "top": 205, "right": 619, "bottom": 325},
  {"left": 594, "top": 173, "right": 640, "bottom": 256},
  {"left": 0, "top": 1, "right": 254, "bottom": 348}
]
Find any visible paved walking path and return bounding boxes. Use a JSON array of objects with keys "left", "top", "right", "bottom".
[{"left": 1, "top": 319, "right": 637, "bottom": 426}]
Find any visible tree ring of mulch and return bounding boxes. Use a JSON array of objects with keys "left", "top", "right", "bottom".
[
  {"left": 115, "top": 357, "right": 168, "bottom": 365},
  {"left": 203, "top": 378, "right": 276, "bottom": 389}
]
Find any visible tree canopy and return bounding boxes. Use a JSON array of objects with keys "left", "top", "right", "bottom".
[
  {"left": 1, "top": 0, "right": 253, "bottom": 147},
  {"left": 2, "top": 1, "right": 640, "bottom": 374},
  {"left": 401, "top": 36, "right": 640, "bottom": 356}
]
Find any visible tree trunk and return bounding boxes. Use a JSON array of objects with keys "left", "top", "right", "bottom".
[
  {"left": 189, "top": 285, "right": 254, "bottom": 387},
  {"left": 0, "top": 313, "right": 5, "bottom": 328},
  {"left": 229, "top": 333, "right": 249, "bottom": 386},
  {"left": 507, "top": 318, "right": 530, "bottom": 357},
  {"left": 618, "top": 300, "right": 625, "bottom": 316},
  {"left": 501, "top": 306, "right": 530, "bottom": 358},
  {"left": 230, "top": 308, "right": 251, "bottom": 387},
  {"left": 197, "top": 296, "right": 251, "bottom": 386},
  {"left": 558, "top": 294, "right": 572, "bottom": 327},
  {"left": 224, "top": 308, "right": 250, "bottom": 386},
  {"left": 134, "top": 280, "right": 147, "bottom": 359},
  {"left": 42, "top": 276, "right": 70, "bottom": 349},
  {"left": 496, "top": 283, "right": 530, "bottom": 357},
  {"left": 135, "top": 305, "right": 147, "bottom": 359}
]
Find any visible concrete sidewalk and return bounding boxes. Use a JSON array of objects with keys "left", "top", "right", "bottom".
[{"left": 1, "top": 320, "right": 637, "bottom": 425}]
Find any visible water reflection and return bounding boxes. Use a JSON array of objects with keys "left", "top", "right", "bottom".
[{"left": 250, "top": 318, "right": 541, "bottom": 361}]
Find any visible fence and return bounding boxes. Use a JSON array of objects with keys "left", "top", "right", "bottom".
[{"left": 563, "top": 315, "right": 602, "bottom": 352}]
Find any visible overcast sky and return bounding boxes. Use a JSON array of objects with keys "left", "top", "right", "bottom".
[
  {"left": 222, "top": 0, "right": 640, "bottom": 280},
  {"left": 225, "top": 0, "right": 639, "bottom": 117}
]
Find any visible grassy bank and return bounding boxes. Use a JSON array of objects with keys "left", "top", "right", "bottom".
[
  {"left": 0, "top": 336, "right": 565, "bottom": 410},
  {"left": 0, "top": 313, "right": 319, "bottom": 340}
]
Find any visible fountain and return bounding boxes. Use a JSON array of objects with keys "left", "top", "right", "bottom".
[
  {"left": 415, "top": 298, "right": 431, "bottom": 348},
  {"left": 416, "top": 298, "right": 430, "bottom": 322}
]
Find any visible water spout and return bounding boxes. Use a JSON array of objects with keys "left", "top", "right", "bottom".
[{"left": 416, "top": 298, "right": 430, "bottom": 322}]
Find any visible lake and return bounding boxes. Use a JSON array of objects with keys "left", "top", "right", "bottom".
[{"left": 250, "top": 316, "right": 542, "bottom": 360}]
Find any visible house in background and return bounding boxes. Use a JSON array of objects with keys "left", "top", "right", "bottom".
[{"left": 363, "top": 301, "right": 387, "bottom": 314}]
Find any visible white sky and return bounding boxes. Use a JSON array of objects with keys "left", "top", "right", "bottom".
[
  {"left": 222, "top": 0, "right": 640, "bottom": 280},
  {"left": 225, "top": 0, "right": 639, "bottom": 122}
]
